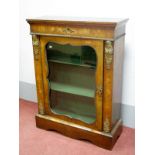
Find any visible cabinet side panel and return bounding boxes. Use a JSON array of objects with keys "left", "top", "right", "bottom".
[{"left": 112, "top": 36, "right": 125, "bottom": 126}]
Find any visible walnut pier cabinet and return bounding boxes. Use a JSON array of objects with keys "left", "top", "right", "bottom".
[{"left": 27, "top": 17, "right": 128, "bottom": 150}]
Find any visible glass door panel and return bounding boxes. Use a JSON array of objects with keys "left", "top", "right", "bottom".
[{"left": 46, "top": 42, "right": 97, "bottom": 124}]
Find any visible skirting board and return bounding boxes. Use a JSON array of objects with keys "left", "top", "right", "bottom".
[{"left": 19, "top": 81, "right": 135, "bottom": 128}]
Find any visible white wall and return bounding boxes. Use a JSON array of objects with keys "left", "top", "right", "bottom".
[{"left": 19, "top": 0, "right": 135, "bottom": 106}]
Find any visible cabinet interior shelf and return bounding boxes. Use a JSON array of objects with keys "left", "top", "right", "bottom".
[
  {"left": 52, "top": 105, "right": 96, "bottom": 124},
  {"left": 48, "top": 59, "right": 96, "bottom": 69},
  {"left": 50, "top": 82, "right": 95, "bottom": 98}
]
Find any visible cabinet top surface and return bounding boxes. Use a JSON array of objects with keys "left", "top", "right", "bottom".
[{"left": 27, "top": 16, "right": 128, "bottom": 27}]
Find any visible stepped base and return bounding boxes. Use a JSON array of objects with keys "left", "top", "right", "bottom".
[{"left": 36, "top": 114, "right": 122, "bottom": 150}]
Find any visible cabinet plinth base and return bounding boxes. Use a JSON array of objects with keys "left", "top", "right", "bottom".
[{"left": 35, "top": 114, "right": 122, "bottom": 150}]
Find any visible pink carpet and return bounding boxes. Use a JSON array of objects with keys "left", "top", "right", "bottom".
[{"left": 19, "top": 99, "right": 135, "bottom": 155}]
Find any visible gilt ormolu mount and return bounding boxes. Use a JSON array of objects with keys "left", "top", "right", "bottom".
[{"left": 27, "top": 16, "right": 128, "bottom": 149}]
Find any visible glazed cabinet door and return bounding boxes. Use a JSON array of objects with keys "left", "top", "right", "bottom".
[{"left": 40, "top": 36, "right": 103, "bottom": 130}]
